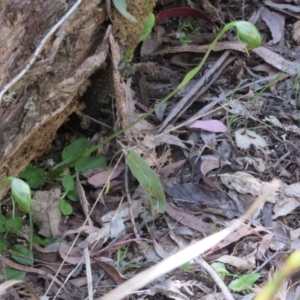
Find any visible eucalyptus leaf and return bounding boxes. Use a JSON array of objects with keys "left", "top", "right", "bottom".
[
  {"left": 113, "top": 0, "right": 137, "bottom": 23},
  {"left": 124, "top": 150, "right": 166, "bottom": 214}
]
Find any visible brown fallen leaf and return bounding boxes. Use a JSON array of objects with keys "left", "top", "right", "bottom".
[
  {"left": 216, "top": 254, "right": 256, "bottom": 271},
  {"left": 155, "top": 42, "right": 300, "bottom": 75},
  {"left": 201, "top": 158, "right": 220, "bottom": 176},
  {"left": 293, "top": 20, "right": 300, "bottom": 43},
  {"left": 256, "top": 233, "right": 274, "bottom": 260},
  {"left": 94, "top": 258, "right": 127, "bottom": 285},
  {"left": 3, "top": 257, "right": 67, "bottom": 293},
  {"left": 252, "top": 46, "right": 300, "bottom": 75},
  {"left": 206, "top": 224, "right": 267, "bottom": 256},
  {"left": 153, "top": 237, "right": 178, "bottom": 259},
  {"left": 163, "top": 181, "right": 238, "bottom": 219},
  {"left": 87, "top": 163, "right": 125, "bottom": 187},
  {"left": 261, "top": 7, "right": 284, "bottom": 45},
  {"left": 158, "top": 159, "right": 186, "bottom": 178},
  {"left": 264, "top": 0, "right": 300, "bottom": 13},
  {"left": 32, "top": 188, "right": 62, "bottom": 238},
  {"left": 166, "top": 203, "right": 214, "bottom": 235}
]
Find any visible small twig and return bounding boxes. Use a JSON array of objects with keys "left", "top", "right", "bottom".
[
  {"left": 3, "top": 257, "right": 67, "bottom": 293},
  {"left": 110, "top": 196, "right": 125, "bottom": 225},
  {"left": 76, "top": 172, "right": 93, "bottom": 226},
  {"left": 84, "top": 248, "right": 93, "bottom": 300},
  {"left": 106, "top": 0, "right": 111, "bottom": 18},
  {"left": 254, "top": 249, "right": 293, "bottom": 274},
  {"left": 0, "top": 254, "right": 7, "bottom": 281},
  {"left": 0, "top": 0, "right": 83, "bottom": 103},
  {"left": 125, "top": 164, "right": 141, "bottom": 241},
  {"left": 272, "top": 151, "right": 291, "bottom": 168},
  {"left": 59, "top": 0, "right": 68, "bottom": 10},
  {"left": 242, "top": 0, "right": 245, "bottom": 20},
  {"left": 90, "top": 238, "right": 149, "bottom": 257},
  {"left": 195, "top": 257, "right": 234, "bottom": 300},
  {"left": 76, "top": 111, "right": 113, "bottom": 130},
  {"left": 84, "top": 273, "right": 105, "bottom": 300}
]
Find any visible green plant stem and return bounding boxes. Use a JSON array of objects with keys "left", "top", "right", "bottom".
[
  {"left": 29, "top": 212, "right": 33, "bottom": 267},
  {"left": 85, "top": 24, "right": 235, "bottom": 156},
  {"left": 254, "top": 250, "right": 300, "bottom": 300},
  {"left": 12, "top": 200, "right": 16, "bottom": 219},
  {"left": 227, "top": 72, "right": 283, "bottom": 132}
]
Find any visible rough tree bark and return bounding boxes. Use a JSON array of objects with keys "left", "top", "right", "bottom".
[{"left": 0, "top": 0, "right": 155, "bottom": 199}]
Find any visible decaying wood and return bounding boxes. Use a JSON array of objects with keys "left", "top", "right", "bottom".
[
  {"left": 0, "top": 0, "right": 109, "bottom": 195},
  {"left": 0, "top": 0, "right": 156, "bottom": 199}
]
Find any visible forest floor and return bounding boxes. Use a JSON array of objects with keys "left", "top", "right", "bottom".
[{"left": 2, "top": 0, "right": 300, "bottom": 299}]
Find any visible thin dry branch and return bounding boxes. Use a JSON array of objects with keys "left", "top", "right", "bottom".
[{"left": 195, "top": 257, "right": 234, "bottom": 300}]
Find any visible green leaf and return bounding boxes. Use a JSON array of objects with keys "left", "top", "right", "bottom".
[
  {"left": 75, "top": 156, "right": 107, "bottom": 173},
  {"left": 112, "top": 0, "right": 137, "bottom": 23},
  {"left": 33, "top": 236, "right": 58, "bottom": 247},
  {"left": 19, "top": 164, "right": 46, "bottom": 189},
  {"left": 2, "top": 268, "right": 26, "bottom": 280},
  {"left": 5, "top": 217, "right": 23, "bottom": 234},
  {"left": 62, "top": 174, "right": 75, "bottom": 192},
  {"left": 62, "top": 138, "right": 91, "bottom": 164},
  {"left": 180, "top": 262, "right": 192, "bottom": 271},
  {"left": 59, "top": 199, "right": 73, "bottom": 215},
  {"left": 140, "top": 13, "right": 155, "bottom": 41},
  {"left": 124, "top": 150, "right": 166, "bottom": 214},
  {"left": 125, "top": 65, "right": 135, "bottom": 74},
  {"left": 211, "top": 262, "right": 231, "bottom": 279},
  {"left": 53, "top": 138, "right": 92, "bottom": 170},
  {"left": 48, "top": 166, "right": 65, "bottom": 179},
  {"left": 67, "top": 190, "right": 80, "bottom": 202},
  {"left": 0, "top": 239, "right": 8, "bottom": 254},
  {"left": 11, "top": 245, "right": 34, "bottom": 266},
  {"left": 0, "top": 214, "right": 7, "bottom": 233},
  {"left": 229, "top": 273, "right": 260, "bottom": 292}
]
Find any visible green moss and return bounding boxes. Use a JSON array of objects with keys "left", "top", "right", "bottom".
[{"left": 112, "top": 0, "right": 155, "bottom": 61}]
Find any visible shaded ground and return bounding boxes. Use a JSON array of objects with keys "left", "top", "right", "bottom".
[{"left": 1, "top": 0, "right": 300, "bottom": 299}]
